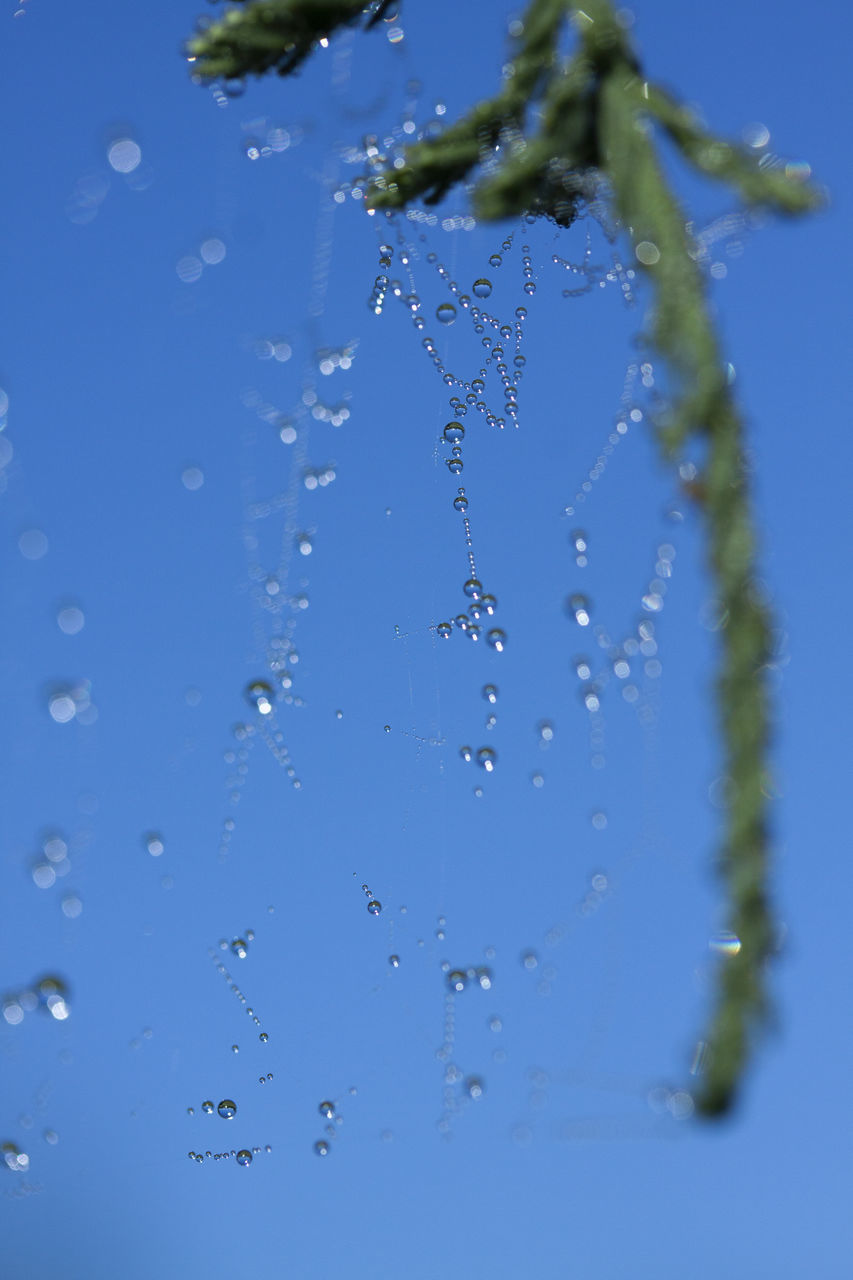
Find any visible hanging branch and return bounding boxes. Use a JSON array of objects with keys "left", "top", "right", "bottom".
[{"left": 185, "top": 0, "right": 822, "bottom": 1115}]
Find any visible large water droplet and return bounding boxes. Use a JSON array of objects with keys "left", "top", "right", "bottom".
[
  {"left": 488, "top": 254, "right": 502, "bottom": 268},
  {"left": 236, "top": 1149, "right": 253, "bottom": 1166},
  {"left": 314, "top": 1139, "right": 330, "bottom": 1157},
  {"left": 447, "top": 970, "right": 467, "bottom": 992},
  {"left": 486, "top": 629, "right": 506, "bottom": 652},
  {"left": 482, "top": 684, "right": 498, "bottom": 704},
  {"left": 319, "top": 1100, "right": 335, "bottom": 1119},
  {"left": 463, "top": 578, "right": 482, "bottom": 600},
  {"left": 231, "top": 938, "right": 248, "bottom": 959},
  {"left": 367, "top": 900, "right": 382, "bottom": 916},
  {"left": 436, "top": 303, "right": 456, "bottom": 325},
  {"left": 217, "top": 1099, "right": 237, "bottom": 1119},
  {"left": 201, "top": 1100, "right": 214, "bottom": 1114},
  {"left": 472, "top": 278, "right": 492, "bottom": 299},
  {"left": 443, "top": 421, "right": 464, "bottom": 444},
  {"left": 436, "top": 621, "right": 452, "bottom": 639},
  {"left": 476, "top": 747, "right": 497, "bottom": 772},
  {"left": 453, "top": 494, "right": 469, "bottom": 512}
]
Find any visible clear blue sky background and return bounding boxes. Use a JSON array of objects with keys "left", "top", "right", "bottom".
[{"left": 1, "top": 2, "right": 850, "bottom": 1277}]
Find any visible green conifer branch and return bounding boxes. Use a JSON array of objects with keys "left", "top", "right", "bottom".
[
  {"left": 187, "top": 0, "right": 396, "bottom": 82},
  {"left": 183, "top": 0, "right": 823, "bottom": 1116}
]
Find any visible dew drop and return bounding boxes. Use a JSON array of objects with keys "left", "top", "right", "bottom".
[
  {"left": 463, "top": 578, "right": 482, "bottom": 600},
  {"left": 567, "top": 595, "right": 591, "bottom": 627},
  {"left": 436, "top": 303, "right": 456, "bottom": 325},
  {"left": 217, "top": 1100, "right": 237, "bottom": 1119},
  {"left": 245, "top": 680, "right": 275, "bottom": 715},
  {"left": 446, "top": 458, "right": 463, "bottom": 475},
  {"left": 443, "top": 421, "right": 464, "bottom": 444},
  {"left": 453, "top": 494, "right": 469, "bottom": 512},
  {"left": 476, "top": 747, "right": 497, "bottom": 772},
  {"left": 144, "top": 832, "right": 164, "bottom": 857},
  {"left": 486, "top": 629, "right": 506, "bottom": 652},
  {"left": 459, "top": 746, "right": 472, "bottom": 763},
  {"left": 523, "top": 280, "right": 536, "bottom": 295},
  {"left": 389, "top": 955, "right": 400, "bottom": 968},
  {"left": 314, "top": 1139, "right": 330, "bottom": 1157},
  {"left": 481, "top": 594, "right": 497, "bottom": 615},
  {"left": 521, "top": 950, "right": 539, "bottom": 971},
  {"left": 259, "top": 1032, "right": 269, "bottom": 1042},
  {"left": 367, "top": 900, "right": 382, "bottom": 916},
  {"left": 436, "top": 621, "right": 452, "bottom": 639},
  {"left": 236, "top": 1149, "right": 253, "bottom": 1166},
  {"left": 319, "top": 1100, "right": 335, "bottom": 1119},
  {"left": 472, "top": 278, "right": 492, "bottom": 299},
  {"left": 482, "top": 684, "right": 498, "bottom": 704},
  {"left": 466, "top": 1076, "right": 485, "bottom": 1100},
  {"left": 201, "top": 1100, "right": 214, "bottom": 1114},
  {"left": 447, "top": 970, "right": 467, "bottom": 992},
  {"left": 488, "top": 254, "right": 502, "bottom": 268},
  {"left": 230, "top": 938, "right": 248, "bottom": 959}
]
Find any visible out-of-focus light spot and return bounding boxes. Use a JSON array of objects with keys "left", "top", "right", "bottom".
[
  {"left": 32, "top": 862, "right": 56, "bottom": 889},
  {"left": 386, "top": 26, "right": 404, "bottom": 43},
  {"left": 635, "top": 240, "right": 660, "bottom": 265},
  {"left": 107, "top": 138, "right": 142, "bottom": 174},
  {"left": 176, "top": 255, "right": 203, "bottom": 284},
  {"left": 784, "top": 160, "right": 812, "bottom": 182},
  {"left": 57, "top": 605, "right": 85, "bottom": 635},
  {"left": 3, "top": 1000, "right": 24, "bottom": 1026},
  {"left": 0, "top": 435, "right": 13, "bottom": 469},
  {"left": 0, "top": 386, "right": 8, "bottom": 418},
  {"left": 66, "top": 173, "right": 110, "bottom": 225},
  {"left": 709, "top": 931, "right": 742, "bottom": 956},
  {"left": 200, "top": 237, "right": 226, "bottom": 265},
  {"left": 48, "top": 693, "right": 76, "bottom": 723},
  {"left": 181, "top": 466, "right": 204, "bottom": 491},
  {"left": 742, "top": 122, "right": 770, "bottom": 149},
  {"left": 185, "top": 687, "right": 202, "bottom": 706},
  {"left": 19, "top": 528, "right": 48, "bottom": 560},
  {"left": 61, "top": 894, "right": 83, "bottom": 919}
]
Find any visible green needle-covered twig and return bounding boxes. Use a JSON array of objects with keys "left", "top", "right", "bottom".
[{"left": 184, "top": 0, "right": 822, "bottom": 1115}]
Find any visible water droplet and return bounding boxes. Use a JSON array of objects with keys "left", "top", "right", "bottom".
[
  {"left": 447, "top": 970, "right": 467, "bottom": 992},
  {"left": 383, "top": 724, "right": 391, "bottom": 733},
  {"left": 367, "top": 900, "right": 382, "bottom": 916},
  {"left": 443, "top": 421, "right": 464, "bottom": 444},
  {"left": 436, "top": 303, "right": 456, "bottom": 325},
  {"left": 531, "top": 772, "right": 544, "bottom": 788},
  {"left": 36, "top": 976, "right": 69, "bottom": 1020},
  {"left": 259, "top": 1031, "right": 269, "bottom": 1042},
  {"left": 245, "top": 680, "right": 275, "bottom": 715},
  {"left": 2, "top": 1142, "right": 29, "bottom": 1173},
  {"left": 389, "top": 955, "right": 400, "bottom": 968},
  {"left": 482, "top": 684, "right": 498, "bottom": 704},
  {"left": 436, "top": 621, "right": 452, "bottom": 639},
  {"left": 296, "top": 532, "right": 313, "bottom": 557},
  {"left": 466, "top": 1076, "right": 485, "bottom": 1100},
  {"left": 567, "top": 595, "right": 591, "bottom": 627},
  {"left": 488, "top": 254, "right": 502, "bottom": 268},
  {"left": 187, "top": 1106, "right": 195, "bottom": 1116},
  {"left": 459, "top": 746, "right": 472, "bottom": 763},
  {"left": 521, "top": 950, "right": 539, "bottom": 971},
  {"left": 201, "top": 1100, "right": 214, "bottom": 1114},
  {"left": 538, "top": 720, "right": 554, "bottom": 743},
  {"left": 463, "top": 578, "right": 482, "bottom": 600},
  {"left": 523, "top": 280, "right": 536, "bottom": 295},
  {"left": 472, "top": 278, "right": 492, "bottom": 299},
  {"left": 446, "top": 458, "right": 463, "bottom": 475},
  {"left": 217, "top": 1100, "right": 237, "bottom": 1119},
  {"left": 476, "top": 747, "right": 497, "bottom": 772},
  {"left": 319, "top": 1100, "right": 335, "bottom": 1119},
  {"left": 453, "top": 494, "right": 469, "bottom": 512},
  {"left": 231, "top": 1044, "right": 239, "bottom": 1053},
  {"left": 236, "top": 1149, "right": 253, "bottom": 1166},
  {"left": 230, "top": 938, "right": 248, "bottom": 959},
  {"left": 486, "top": 629, "right": 506, "bottom": 652}
]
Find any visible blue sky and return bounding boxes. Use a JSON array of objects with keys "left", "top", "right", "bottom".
[{"left": 1, "top": 2, "right": 850, "bottom": 1277}]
